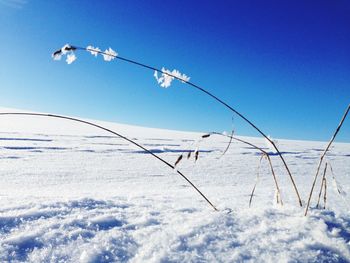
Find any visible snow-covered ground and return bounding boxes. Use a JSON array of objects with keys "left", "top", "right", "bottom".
[{"left": 0, "top": 108, "right": 349, "bottom": 262}]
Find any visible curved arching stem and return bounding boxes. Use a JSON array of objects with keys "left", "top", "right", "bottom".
[
  {"left": 58, "top": 45, "right": 302, "bottom": 206},
  {"left": 0, "top": 112, "right": 218, "bottom": 211},
  {"left": 207, "top": 132, "right": 283, "bottom": 206}
]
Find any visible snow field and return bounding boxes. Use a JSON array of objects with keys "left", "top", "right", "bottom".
[{"left": 0, "top": 112, "right": 349, "bottom": 262}]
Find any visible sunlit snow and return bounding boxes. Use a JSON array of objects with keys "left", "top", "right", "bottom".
[{"left": 0, "top": 108, "right": 349, "bottom": 262}]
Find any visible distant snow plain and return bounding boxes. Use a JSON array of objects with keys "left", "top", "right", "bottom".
[{"left": 0, "top": 108, "right": 349, "bottom": 262}]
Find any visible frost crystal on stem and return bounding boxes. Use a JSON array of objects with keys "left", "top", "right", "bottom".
[
  {"left": 52, "top": 44, "right": 77, "bottom": 64},
  {"left": 86, "top": 45, "right": 101, "bottom": 57},
  {"left": 61, "top": 44, "right": 71, "bottom": 55},
  {"left": 66, "top": 53, "right": 77, "bottom": 64},
  {"left": 154, "top": 67, "right": 190, "bottom": 88},
  {"left": 102, "top": 47, "right": 118, "bottom": 61},
  {"left": 53, "top": 44, "right": 119, "bottom": 64}
]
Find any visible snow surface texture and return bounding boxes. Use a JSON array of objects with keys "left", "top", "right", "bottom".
[{"left": 0, "top": 108, "right": 349, "bottom": 262}]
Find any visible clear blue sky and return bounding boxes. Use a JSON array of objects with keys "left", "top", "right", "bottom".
[{"left": 1, "top": 0, "right": 349, "bottom": 142}]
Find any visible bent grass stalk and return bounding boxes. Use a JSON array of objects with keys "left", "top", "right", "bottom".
[
  {"left": 202, "top": 132, "right": 283, "bottom": 206},
  {"left": 249, "top": 154, "right": 264, "bottom": 207},
  {"left": 220, "top": 129, "right": 234, "bottom": 158},
  {"left": 57, "top": 45, "right": 302, "bottom": 207},
  {"left": 0, "top": 112, "right": 218, "bottom": 211},
  {"left": 305, "top": 104, "right": 350, "bottom": 216}
]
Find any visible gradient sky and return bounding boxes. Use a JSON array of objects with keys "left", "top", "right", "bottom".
[{"left": 0, "top": 0, "right": 349, "bottom": 142}]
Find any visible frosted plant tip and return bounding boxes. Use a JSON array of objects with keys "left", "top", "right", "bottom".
[
  {"left": 52, "top": 44, "right": 77, "bottom": 64},
  {"left": 86, "top": 45, "right": 101, "bottom": 57}
]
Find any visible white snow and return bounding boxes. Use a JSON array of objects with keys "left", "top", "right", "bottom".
[{"left": 0, "top": 107, "right": 349, "bottom": 262}]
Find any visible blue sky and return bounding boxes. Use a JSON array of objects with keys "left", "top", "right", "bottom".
[{"left": 0, "top": 0, "right": 349, "bottom": 142}]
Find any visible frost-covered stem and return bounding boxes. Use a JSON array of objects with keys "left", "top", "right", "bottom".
[
  {"left": 208, "top": 132, "right": 283, "bottom": 206},
  {"left": 305, "top": 104, "right": 350, "bottom": 216},
  {"left": 72, "top": 45, "right": 300, "bottom": 206},
  {"left": 0, "top": 112, "right": 218, "bottom": 211},
  {"left": 316, "top": 163, "right": 327, "bottom": 208}
]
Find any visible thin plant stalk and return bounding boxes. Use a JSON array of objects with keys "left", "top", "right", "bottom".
[
  {"left": 327, "top": 162, "right": 342, "bottom": 195},
  {"left": 249, "top": 154, "right": 264, "bottom": 207},
  {"left": 327, "top": 161, "right": 350, "bottom": 210},
  {"left": 316, "top": 163, "right": 328, "bottom": 208},
  {"left": 206, "top": 132, "right": 283, "bottom": 206},
  {"left": 305, "top": 104, "right": 350, "bottom": 216},
  {"left": 220, "top": 129, "right": 234, "bottom": 158},
  {"left": 0, "top": 112, "right": 218, "bottom": 211},
  {"left": 324, "top": 177, "right": 327, "bottom": 209},
  {"left": 211, "top": 132, "right": 283, "bottom": 205},
  {"left": 61, "top": 45, "right": 302, "bottom": 206}
]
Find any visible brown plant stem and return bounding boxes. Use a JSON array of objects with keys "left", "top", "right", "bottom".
[
  {"left": 220, "top": 129, "right": 234, "bottom": 158},
  {"left": 249, "top": 154, "right": 264, "bottom": 207},
  {"left": 305, "top": 104, "right": 350, "bottom": 216},
  {"left": 0, "top": 112, "right": 218, "bottom": 211},
  {"left": 208, "top": 132, "right": 283, "bottom": 206},
  {"left": 316, "top": 163, "right": 328, "bottom": 208}
]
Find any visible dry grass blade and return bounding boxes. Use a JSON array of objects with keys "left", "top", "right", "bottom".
[
  {"left": 200, "top": 130, "right": 233, "bottom": 158},
  {"left": 187, "top": 151, "right": 192, "bottom": 159},
  {"left": 305, "top": 104, "right": 350, "bottom": 216},
  {"left": 174, "top": 154, "right": 183, "bottom": 167},
  {"left": 249, "top": 154, "right": 265, "bottom": 207},
  {"left": 0, "top": 112, "right": 218, "bottom": 211},
  {"left": 324, "top": 177, "right": 327, "bottom": 209},
  {"left": 316, "top": 163, "right": 328, "bottom": 208},
  {"left": 328, "top": 162, "right": 342, "bottom": 195},
  {"left": 265, "top": 154, "right": 283, "bottom": 206},
  {"left": 207, "top": 132, "right": 283, "bottom": 206},
  {"left": 194, "top": 150, "right": 199, "bottom": 162},
  {"left": 220, "top": 129, "right": 234, "bottom": 158}
]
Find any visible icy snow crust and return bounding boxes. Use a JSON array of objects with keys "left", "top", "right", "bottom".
[{"left": 0, "top": 110, "right": 349, "bottom": 262}]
